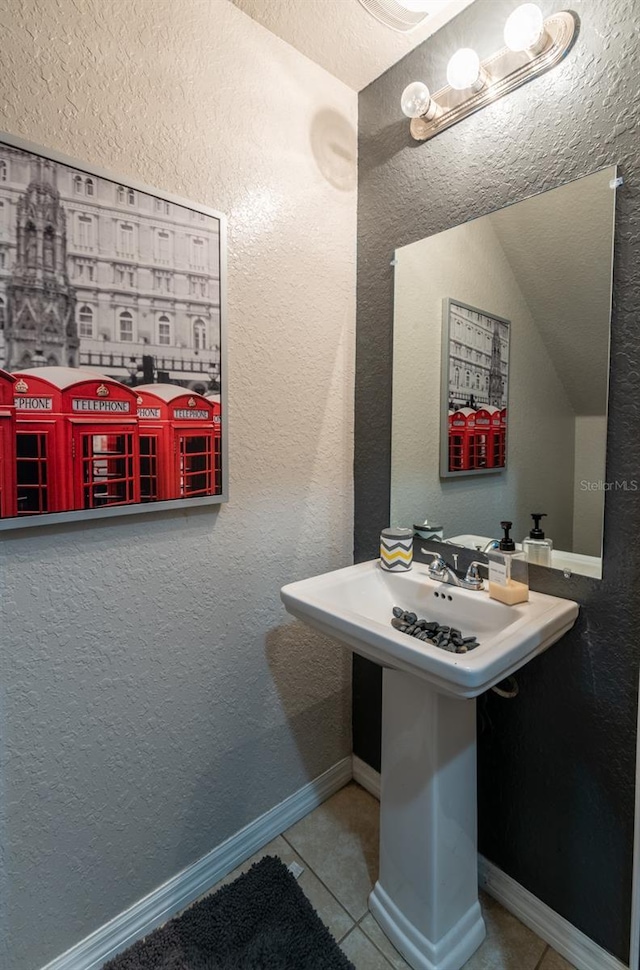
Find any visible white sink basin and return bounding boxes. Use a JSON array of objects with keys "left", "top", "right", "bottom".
[
  {"left": 281, "top": 558, "right": 579, "bottom": 698},
  {"left": 281, "top": 559, "right": 579, "bottom": 970}
]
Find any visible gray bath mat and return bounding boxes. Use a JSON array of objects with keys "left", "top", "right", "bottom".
[{"left": 102, "top": 855, "right": 355, "bottom": 969}]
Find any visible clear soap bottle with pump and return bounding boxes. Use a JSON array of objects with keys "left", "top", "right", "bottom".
[
  {"left": 487, "top": 521, "right": 529, "bottom": 606},
  {"left": 522, "top": 513, "right": 553, "bottom": 567}
]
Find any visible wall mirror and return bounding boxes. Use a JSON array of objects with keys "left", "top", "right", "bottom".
[{"left": 390, "top": 166, "right": 617, "bottom": 580}]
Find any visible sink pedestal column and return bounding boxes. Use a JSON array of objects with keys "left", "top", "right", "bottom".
[{"left": 369, "top": 669, "right": 486, "bottom": 970}]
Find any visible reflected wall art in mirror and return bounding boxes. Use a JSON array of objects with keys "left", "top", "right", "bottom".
[{"left": 441, "top": 298, "right": 510, "bottom": 478}]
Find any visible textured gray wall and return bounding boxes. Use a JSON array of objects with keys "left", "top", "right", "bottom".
[
  {"left": 355, "top": 0, "right": 639, "bottom": 961},
  {"left": 0, "top": 2, "right": 356, "bottom": 968}
]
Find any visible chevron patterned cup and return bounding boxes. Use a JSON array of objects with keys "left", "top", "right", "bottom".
[{"left": 380, "top": 527, "right": 413, "bottom": 571}]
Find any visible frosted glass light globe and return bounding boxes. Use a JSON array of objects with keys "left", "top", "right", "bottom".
[
  {"left": 395, "top": 0, "right": 433, "bottom": 10},
  {"left": 504, "top": 3, "right": 545, "bottom": 52},
  {"left": 446, "top": 48, "right": 482, "bottom": 90},
  {"left": 401, "top": 81, "right": 432, "bottom": 119}
]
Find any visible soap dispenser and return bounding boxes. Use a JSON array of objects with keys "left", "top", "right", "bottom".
[
  {"left": 498, "top": 520, "right": 518, "bottom": 555},
  {"left": 487, "top": 521, "right": 529, "bottom": 605},
  {"left": 523, "top": 513, "right": 553, "bottom": 567}
]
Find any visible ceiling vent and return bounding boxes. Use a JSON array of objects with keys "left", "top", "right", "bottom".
[{"left": 357, "top": 0, "right": 432, "bottom": 32}]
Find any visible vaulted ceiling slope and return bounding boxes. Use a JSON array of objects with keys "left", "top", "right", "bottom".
[
  {"left": 490, "top": 171, "right": 613, "bottom": 416},
  {"left": 230, "top": 0, "right": 476, "bottom": 91}
]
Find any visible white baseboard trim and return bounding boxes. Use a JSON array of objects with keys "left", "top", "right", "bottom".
[
  {"left": 479, "top": 855, "right": 628, "bottom": 970},
  {"left": 40, "top": 756, "right": 353, "bottom": 970},
  {"left": 352, "top": 757, "right": 626, "bottom": 970},
  {"left": 352, "top": 754, "right": 381, "bottom": 799}
]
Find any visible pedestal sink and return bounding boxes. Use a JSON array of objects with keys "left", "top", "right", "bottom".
[{"left": 281, "top": 559, "right": 579, "bottom": 970}]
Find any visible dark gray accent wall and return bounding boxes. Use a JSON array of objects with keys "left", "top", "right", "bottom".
[{"left": 354, "top": 0, "right": 639, "bottom": 962}]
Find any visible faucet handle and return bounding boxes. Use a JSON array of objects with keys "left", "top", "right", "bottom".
[
  {"left": 465, "top": 560, "right": 486, "bottom": 589},
  {"left": 421, "top": 550, "right": 447, "bottom": 574}
]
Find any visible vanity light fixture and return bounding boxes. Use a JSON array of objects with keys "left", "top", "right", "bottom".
[
  {"left": 400, "top": 81, "right": 442, "bottom": 121},
  {"left": 401, "top": 4, "right": 577, "bottom": 141},
  {"left": 503, "top": 2, "right": 548, "bottom": 54},
  {"left": 445, "top": 48, "right": 489, "bottom": 93}
]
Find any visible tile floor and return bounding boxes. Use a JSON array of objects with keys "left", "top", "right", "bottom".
[{"left": 205, "top": 782, "right": 575, "bottom": 970}]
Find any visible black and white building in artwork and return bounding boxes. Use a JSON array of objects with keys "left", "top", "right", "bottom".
[
  {"left": 447, "top": 301, "right": 509, "bottom": 411},
  {"left": 0, "top": 144, "right": 221, "bottom": 393}
]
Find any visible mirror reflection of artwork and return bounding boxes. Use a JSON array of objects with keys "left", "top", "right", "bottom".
[{"left": 443, "top": 299, "right": 510, "bottom": 476}]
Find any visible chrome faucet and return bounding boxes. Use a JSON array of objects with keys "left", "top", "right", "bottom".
[
  {"left": 481, "top": 539, "right": 499, "bottom": 553},
  {"left": 421, "top": 550, "right": 486, "bottom": 591}
]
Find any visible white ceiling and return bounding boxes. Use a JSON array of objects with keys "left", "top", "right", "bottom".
[{"left": 230, "top": 0, "right": 476, "bottom": 91}]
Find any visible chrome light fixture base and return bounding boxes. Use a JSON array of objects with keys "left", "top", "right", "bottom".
[{"left": 409, "top": 11, "right": 577, "bottom": 142}]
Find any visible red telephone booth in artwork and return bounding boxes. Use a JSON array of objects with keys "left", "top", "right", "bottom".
[
  {"left": 469, "top": 405, "right": 496, "bottom": 469},
  {"left": 482, "top": 405, "right": 502, "bottom": 468},
  {"left": 206, "top": 393, "right": 222, "bottom": 493},
  {"left": 448, "top": 409, "right": 463, "bottom": 472},
  {"left": 13, "top": 368, "right": 140, "bottom": 515},
  {"left": 135, "top": 385, "right": 220, "bottom": 502},
  {"left": 448, "top": 407, "right": 476, "bottom": 472},
  {"left": 494, "top": 407, "right": 507, "bottom": 468},
  {"left": 475, "top": 408, "right": 491, "bottom": 468},
  {"left": 0, "top": 369, "right": 17, "bottom": 519}
]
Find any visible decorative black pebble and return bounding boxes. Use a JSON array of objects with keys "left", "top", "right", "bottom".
[{"left": 390, "top": 608, "right": 480, "bottom": 654}]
